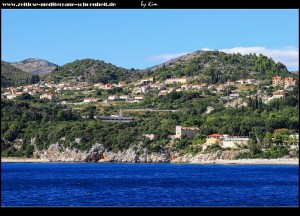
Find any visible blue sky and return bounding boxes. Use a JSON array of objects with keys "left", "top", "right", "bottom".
[{"left": 2, "top": 9, "right": 299, "bottom": 71}]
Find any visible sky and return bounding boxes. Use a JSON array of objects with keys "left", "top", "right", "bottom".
[{"left": 2, "top": 9, "right": 299, "bottom": 71}]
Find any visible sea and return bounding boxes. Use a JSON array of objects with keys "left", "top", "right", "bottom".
[{"left": 1, "top": 163, "right": 299, "bottom": 207}]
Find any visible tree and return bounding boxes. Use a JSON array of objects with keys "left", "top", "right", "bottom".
[
  {"left": 86, "top": 106, "right": 96, "bottom": 119},
  {"left": 25, "top": 144, "right": 34, "bottom": 158},
  {"left": 258, "top": 97, "right": 263, "bottom": 111},
  {"left": 96, "top": 89, "right": 102, "bottom": 96},
  {"left": 248, "top": 138, "right": 261, "bottom": 155},
  {"left": 16, "top": 93, "right": 33, "bottom": 100},
  {"left": 52, "top": 105, "right": 59, "bottom": 121},
  {"left": 31, "top": 75, "right": 40, "bottom": 84},
  {"left": 263, "top": 132, "right": 273, "bottom": 148}
]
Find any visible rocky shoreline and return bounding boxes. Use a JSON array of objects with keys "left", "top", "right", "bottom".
[
  {"left": 1, "top": 157, "right": 298, "bottom": 165},
  {"left": 2, "top": 143, "right": 298, "bottom": 165}
]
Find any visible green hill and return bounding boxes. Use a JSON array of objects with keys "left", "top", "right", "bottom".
[
  {"left": 145, "top": 50, "right": 290, "bottom": 82},
  {"left": 1, "top": 61, "right": 32, "bottom": 87},
  {"left": 45, "top": 58, "right": 142, "bottom": 84}
]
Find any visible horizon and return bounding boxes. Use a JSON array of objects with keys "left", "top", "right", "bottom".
[{"left": 2, "top": 9, "right": 299, "bottom": 71}]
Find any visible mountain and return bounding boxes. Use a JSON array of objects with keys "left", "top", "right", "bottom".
[
  {"left": 45, "top": 58, "right": 142, "bottom": 84},
  {"left": 147, "top": 50, "right": 205, "bottom": 71},
  {"left": 1, "top": 61, "right": 32, "bottom": 87},
  {"left": 10, "top": 58, "right": 57, "bottom": 76},
  {"left": 145, "top": 50, "right": 290, "bottom": 82}
]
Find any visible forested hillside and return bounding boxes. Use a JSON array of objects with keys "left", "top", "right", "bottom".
[
  {"left": 146, "top": 51, "right": 290, "bottom": 82},
  {"left": 45, "top": 59, "right": 142, "bottom": 84}
]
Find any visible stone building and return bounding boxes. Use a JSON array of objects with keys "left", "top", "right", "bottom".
[{"left": 175, "top": 126, "right": 200, "bottom": 139}]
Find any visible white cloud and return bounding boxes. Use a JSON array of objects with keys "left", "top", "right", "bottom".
[
  {"left": 150, "top": 52, "right": 188, "bottom": 62},
  {"left": 203, "top": 46, "right": 298, "bottom": 71}
]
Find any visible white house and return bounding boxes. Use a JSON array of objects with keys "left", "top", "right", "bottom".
[
  {"left": 83, "top": 97, "right": 101, "bottom": 103},
  {"left": 40, "top": 93, "right": 56, "bottom": 100},
  {"left": 119, "top": 95, "right": 131, "bottom": 100},
  {"left": 134, "top": 95, "right": 145, "bottom": 100},
  {"left": 108, "top": 95, "right": 120, "bottom": 100}
]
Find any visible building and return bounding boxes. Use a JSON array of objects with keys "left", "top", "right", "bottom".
[
  {"left": 118, "top": 81, "right": 126, "bottom": 87},
  {"left": 45, "top": 83, "right": 56, "bottom": 88},
  {"left": 175, "top": 126, "right": 200, "bottom": 139},
  {"left": 204, "top": 134, "right": 249, "bottom": 149},
  {"left": 134, "top": 95, "right": 144, "bottom": 100},
  {"left": 229, "top": 93, "right": 239, "bottom": 99},
  {"left": 205, "top": 134, "right": 223, "bottom": 145},
  {"left": 272, "top": 90, "right": 287, "bottom": 99},
  {"left": 158, "top": 90, "right": 167, "bottom": 97},
  {"left": 108, "top": 95, "right": 119, "bottom": 100},
  {"left": 140, "top": 77, "right": 154, "bottom": 84},
  {"left": 289, "top": 133, "right": 299, "bottom": 149},
  {"left": 119, "top": 95, "right": 131, "bottom": 100},
  {"left": 226, "top": 81, "right": 235, "bottom": 86},
  {"left": 6, "top": 94, "right": 17, "bottom": 100},
  {"left": 100, "top": 109, "right": 133, "bottom": 123},
  {"left": 245, "top": 79, "right": 258, "bottom": 85},
  {"left": 216, "top": 84, "right": 225, "bottom": 91},
  {"left": 272, "top": 76, "right": 296, "bottom": 89},
  {"left": 83, "top": 97, "right": 101, "bottom": 103},
  {"left": 284, "top": 77, "right": 296, "bottom": 89},
  {"left": 150, "top": 83, "right": 165, "bottom": 90},
  {"left": 99, "top": 84, "right": 113, "bottom": 90},
  {"left": 221, "top": 135, "right": 249, "bottom": 148},
  {"left": 165, "top": 77, "right": 188, "bottom": 85},
  {"left": 272, "top": 76, "right": 282, "bottom": 87},
  {"left": 40, "top": 93, "right": 56, "bottom": 100}
]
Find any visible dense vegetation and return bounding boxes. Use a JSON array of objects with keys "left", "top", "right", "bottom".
[
  {"left": 145, "top": 51, "right": 290, "bottom": 82},
  {"left": 1, "top": 51, "right": 298, "bottom": 159},
  {"left": 1, "top": 85, "right": 298, "bottom": 158},
  {"left": 45, "top": 59, "right": 143, "bottom": 84},
  {"left": 1, "top": 61, "right": 32, "bottom": 87}
]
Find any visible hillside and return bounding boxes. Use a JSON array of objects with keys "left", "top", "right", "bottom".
[
  {"left": 145, "top": 50, "right": 290, "bottom": 82},
  {"left": 147, "top": 50, "right": 205, "bottom": 71},
  {"left": 1, "top": 61, "right": 32, "bottom": 87},
  {"left": 11, "top": 58, "right": 57, "bottom": 76},
  {"left": 45, "top": 58, "right": 142, "bottom": 84}
]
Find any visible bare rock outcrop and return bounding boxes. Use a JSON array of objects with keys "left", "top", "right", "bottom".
[{"left": 34, "top": 141, "right": 251, "bottom": 163}]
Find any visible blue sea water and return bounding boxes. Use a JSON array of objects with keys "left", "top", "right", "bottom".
[{"left": 1, "top": 163, "right": 299, "bottom": 207}]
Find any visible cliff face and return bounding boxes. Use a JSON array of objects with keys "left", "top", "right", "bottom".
[
  {"left": 35, "top": 143, "right": 171, "bottom": 163},
  {"left": 33, "top": 142, "right": 250, "bottom": 163}
]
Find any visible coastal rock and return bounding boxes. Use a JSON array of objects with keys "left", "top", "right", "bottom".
[
  {"left": 34, "top": 141, "right": 255, "bottom": 163},
  {"left": 172, "top": 149, "right": 251, "bottom": 163}
]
